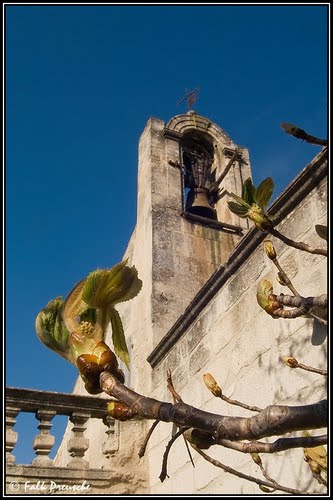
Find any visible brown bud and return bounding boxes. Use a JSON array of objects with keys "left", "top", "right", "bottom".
[
  {"left": 99, "top": 349, "right": 119, "bottom": 371},
  {"left": 107, "top": 401, "right": 134, "bottom": 421},
  {"left": 281, "top": 356, "right": 298, "bottom": 368},
  {"left": 203, "top": 373, "right": 222, "bottom": 397},
  {"left": 263, "top": 240, "right": 277, "bottom": 260},
  {"left": 76, "top": 354, "right": 103, "bottom": 378},
  {"left": 76, "top": 354, "right": 104, "bottom": 394}
]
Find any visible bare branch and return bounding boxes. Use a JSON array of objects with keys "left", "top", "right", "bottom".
[
  {"left": 166, "top": 370, "right": 195, "bottom": 468},
  {"left": 138, "top": 420, "right": 160, "bottom": 458},
  {"left": 276, "top": 294, "right": 327, "bottom": 310},
  {"left": 251, "top": 453, "right": 278, "bottom": 490},
  {"left": 269, "top": 228, "right": 327, "bottom": 256},
  {"left": 159, "top": 427, "right": 189, "bottom": 482},
  {"left": 272, "top": 294, "right": 327, "bottom": 324},
  {"left": 217, "top": 434, "right": 327, "bottom": 453},
  {"left": 273, "top": 307, "right": 315, "bottom": 319},
  {"left": 192, "top": 446, "right": 314, "bottom": 495},
  {"left": 282, "top": 356, "right": 327, "bottom": 376},
  {"left": 100, "top": 373, "right": 327, "bottom": 441},
  {"left": 167, "top": 369, "right": 183, "bottom": 403},
  {"left": 268, "top": 252, "right": 326, "bottom": 324},
  {"left": 296, "top": 363, "right": 327, "bottom": 377},
  {"left": 218, "top": 393, "right": 262, "bottom": 413}
]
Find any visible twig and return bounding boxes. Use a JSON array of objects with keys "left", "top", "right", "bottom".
[
  {"left": 251, "top": 453, "right": 278, "bottom": 490},
  {"left": 282, "top": 357, "right": 327, "bottom": 377},
  {"left": 218, "top": 393, "right": 262, "bottom": 413},
  {"left": 193, "top": 445, "right": 317, "bottom": 495},
  {"left": 272, "top": 257, "right": 299, "bottom": 296},
  {"left": 159, "top": 427, "right": 190, "bottom": 482},
  {"left": 138, "top": 420, "right": 160, "bottom": 458},
  {"left": 295, "top": 362, "right": 327, "bottom": 377},
  {"left": 167, "top": 369, "right": 183, "bottom": 402},
  {"left": 217, "top": 434, "right": 327, "bottom": 453},
  {"left": 166, "top": 369, "right": 195, "bottom": 468},
  {"left": 269, "top": 228, "right": 327, "bottom": 256}
]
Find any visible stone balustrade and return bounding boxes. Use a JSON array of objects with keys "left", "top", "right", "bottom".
[{"left": 5, "top": 387, "right": 117, "bottom": 495}]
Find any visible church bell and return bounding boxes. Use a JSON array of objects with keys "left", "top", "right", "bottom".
[
  {"left": 183, "top": 146, "right": 217, "bottom": 221},
  {"left": 186, "top": 187, "right": 217, "bottom": 220}
]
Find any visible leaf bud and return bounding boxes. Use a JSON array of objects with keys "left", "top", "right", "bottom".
[
  {"left": 251, "top": 452, "right": 262, "bottom": 465},
  {"left": 281, "top": 356, "right": 298, "bottom": 368},
  {"left": 263, "top": 240, "right": 277, "bottom": 260},
  {"left": 203, "top": 373, "right": 222, "bottom": 397},
  {"left": 276, "top": 273, "right": 288, "bottom": 286},
  {"left": 107, "top": 401, "right": 135, "bottom": 421}
]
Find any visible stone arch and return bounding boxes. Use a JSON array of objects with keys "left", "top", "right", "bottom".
[{"left": 165, "top": 112, "right": 234, "bottom": 146}]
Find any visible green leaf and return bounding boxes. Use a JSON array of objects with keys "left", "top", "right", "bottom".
[
  {"left": 81, "top": 269, "right": 106, "bottom": 307},
  {"left": 256, "top": 279, "right": 273, "bottom": 310},
  {"left": 109, "top": 307, "right": 130, "bottom": 370},
  {"left": 35, "top": 297, "right": 73, "bottom": 363},
  {"left": 82, "top": 261, "right": 142, "bottom": 308},
  {"left": 241, "top": 178, "right": 256, "bottom": 206},
  {"left": 228, "top": 192, "right": 251, "bottom": 208},
  {"left": 62, "top": 278, "right": 89, "bottom": 334},
  {"left": 227, "top": 201, "right": 249, "bottom": 217},
  {"left": 254, "top": 177, "right": 274, "bottom": 209}
]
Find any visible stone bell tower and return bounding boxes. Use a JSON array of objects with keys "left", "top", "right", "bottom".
[
  {"left": 56, "top": 110, "right": 253, "bottom": 486},
  {"left": 126, "top": 110, "right": 252, "bottom": 357}
]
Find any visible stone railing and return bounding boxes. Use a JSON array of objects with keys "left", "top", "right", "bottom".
[{"left": 5, "top": 387, "right": 117, "bottom": 495}]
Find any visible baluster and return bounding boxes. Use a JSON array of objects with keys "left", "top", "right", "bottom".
[
  {"left": 6, "top": 406, "right": 20, "bottom": 465},
  {"left": 67, "top": 412, "right": 90, "bottom": 469},
  {"left": 102, "top": 415, "right": 117, "bottom": 469},
  {"left": 32, "top": 410, "right": 56, "bottom": 467}
]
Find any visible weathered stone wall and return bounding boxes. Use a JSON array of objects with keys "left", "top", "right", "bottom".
[{"left": 54, "top": 113, "right": 327, "bottom": 495}]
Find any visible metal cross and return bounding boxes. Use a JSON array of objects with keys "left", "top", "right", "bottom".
[{"left": 177, "top": 87, "right": 199, "bottom": 111}]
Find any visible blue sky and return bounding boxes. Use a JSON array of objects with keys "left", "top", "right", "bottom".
[{"left": 5, "top": 4, "right": 327, "bottom": 464}]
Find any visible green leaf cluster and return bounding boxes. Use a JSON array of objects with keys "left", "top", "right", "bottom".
[
  {"left": 36, "top": 260, "right": 142, "bottom": 371},
  {"left": 227, "top": 177, "right": 274, "bottom": 230}
]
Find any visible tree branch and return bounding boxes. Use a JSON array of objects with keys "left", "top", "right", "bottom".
[
  {"left": 282, "top": 356, "right": 327, "bottom": 376},
  {"left": 216, "top": 434, "right": 327, "bottom": 453},
  {"left": 218, "top": 393, "right": 262, "bottom": 413},
  {"left": 192, "top": 446, "right": 315, "bottom": 495},
  {"left": 138, "top": 420, "right": 160, "bottom": 458},
  {"left": 276, "top": 294, "right": 327, "bottom": 309},
  {"left": 159, "top": 427, "right": 189, "bottom": 482},
  {"left": 268, "top": 253, "right": 326, "bottom": 324},
  {"left": 100, "top": 373, "right": 327, "bottom": 441},
  {"left": 269, "top": 228, "right": 327, "bottom": 256},
  {"left": 166, "top": 370, "right": 195, "bottom": 468}
]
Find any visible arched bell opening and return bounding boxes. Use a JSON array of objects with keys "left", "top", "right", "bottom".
[{"left": 180, "top": 132, "right": 217, "bottom": 221}]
